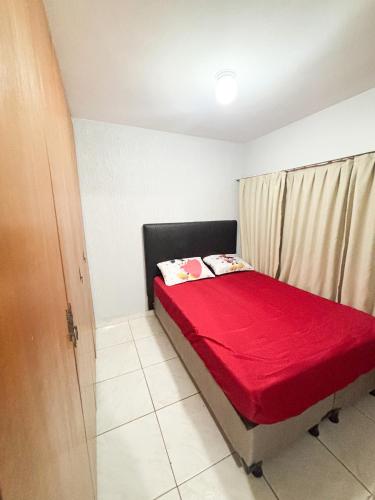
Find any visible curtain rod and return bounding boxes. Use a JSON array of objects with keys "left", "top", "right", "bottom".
[{"left": 235, "top": 149, "right": 375, "bottom": 182}]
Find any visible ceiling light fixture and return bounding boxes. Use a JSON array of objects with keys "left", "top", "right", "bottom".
[{"left": 215, "top": 71, "right": 237, "bottom": 105}]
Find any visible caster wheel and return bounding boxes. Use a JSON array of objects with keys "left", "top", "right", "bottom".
[
  {"left": 308, "top": 424, "right": 320, "bottom": 437},
  {"left": 251, "top": 464, "right": 263, "bottom": 478},
  {"left": 243, "top": 460, "right": 263, "bottom": 478},
  {"left": 328, "top": 410, "right": 340, "bottom": 424}
]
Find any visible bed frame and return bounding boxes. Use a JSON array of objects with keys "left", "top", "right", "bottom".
[{"left": 143, "top": 220, "right": 375, "bottom": 477}]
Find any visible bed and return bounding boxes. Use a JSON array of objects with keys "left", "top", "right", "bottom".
[{"left": 143, "top": 220, "right": 375, "bottom": 477}]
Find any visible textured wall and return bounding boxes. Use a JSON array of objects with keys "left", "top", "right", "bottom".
[
  {"left": 244, "top": 88, "right": 375, "bottom": 176},
  {"left": 74, "top": 119, "right": 244, "bottom": 325}
]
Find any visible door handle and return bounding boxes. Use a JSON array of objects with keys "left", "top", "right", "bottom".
[{"left": 72, "top": 325, "right": 79, "bottom": 347}]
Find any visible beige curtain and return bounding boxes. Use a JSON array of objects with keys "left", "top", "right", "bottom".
[
  {"left": 239, "top": 172, "right": 286, "bottom": 277},
  {"left": 339, "top": 153, "right": 375, "bottom": 315},
  {"left": 279, "top": 160, "right": 354, "bottom": 301}
]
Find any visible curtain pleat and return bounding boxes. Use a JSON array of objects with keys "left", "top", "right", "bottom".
[
  {"left": 239, "top": 153, "right": 374, "bottom": 315},
  {"left": 239, "top": 172, "right": 286, "bottom": 277},
  {"left": 339, "top": 153, "right": 375, "bottom": 315},
  {"left": 279, "top": 160, "right": 353, "bottom": 301}
]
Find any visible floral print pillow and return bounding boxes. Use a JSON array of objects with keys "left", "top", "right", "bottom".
[
  {"left": 203, "top": 254, "right": 253, "bottom": 276},
  {"left": 157, "top": 257, "right": 215, "bottom": 286}
]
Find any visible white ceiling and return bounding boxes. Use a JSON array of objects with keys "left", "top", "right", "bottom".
[{"left": 44, "top": 0, "right": 375, "bottom": 143}]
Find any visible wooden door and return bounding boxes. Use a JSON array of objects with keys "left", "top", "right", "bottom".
[
  {"left": 0, "top": 1, "right": 95, "bottom": 499},
  {"left": 28, "top": 0, "right": 97, "bottom": 487}
]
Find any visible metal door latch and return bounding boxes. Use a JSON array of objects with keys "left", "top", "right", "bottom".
[{"left": 66, "top": 303, "right": 79, "bottom": 347}]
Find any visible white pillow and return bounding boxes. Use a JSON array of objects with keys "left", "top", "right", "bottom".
[
  {"left": 203, "top": 254, "right": 253, "bottom": 276},
  {"left": 157, "top": 257, "right": 215, "bottom": 286}
]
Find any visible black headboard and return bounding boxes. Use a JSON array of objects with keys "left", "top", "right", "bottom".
[{"left": 143, "top": 220, "right": 237, "bottom": 309}]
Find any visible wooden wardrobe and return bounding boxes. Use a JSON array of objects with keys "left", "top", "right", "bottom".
[{"left": 0, "top": 0, "right": 96, "bottom": 498}]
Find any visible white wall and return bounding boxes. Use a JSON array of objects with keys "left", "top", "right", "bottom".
[
  {"left": 74, "top": 119, "right": 244, "bottom": 325},
  {"left": 244, "top": 88, "right": 375, "bottom": 176}
]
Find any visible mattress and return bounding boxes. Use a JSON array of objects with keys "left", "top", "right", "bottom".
[{"left": 154, "top": 272, "right": 375, "bottom": 424}]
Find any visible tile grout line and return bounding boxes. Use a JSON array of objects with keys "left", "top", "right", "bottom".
[
  {"left": 96, "top": 315, "right": 165, "bottom": 352},
  {"left": 129, "top": 317, "right": 273, "bottom": 496},
  {"left": 96, "top": 318, "right": 238, "bottom": 498},
  {"left": 96, "top": 409, "right": 155, "bottom": 437},
  {"left": 176, "top": 453, "right": 233, "bottom": 488},
  {"left": 143, "top": 317, "right": 244, "bottom": 494},
  {"left": 139, "top": 366, "right": 183, "bottom": 499},
  {"left": 353, "top": 404, "right": 375, "bottom": 425},
  {"left": 141, "top": 354, "right": 179, "bottom": 370},
  {"left": 96, "top": 335, "right": 199, "bottom": 438},
  {"left": 96, "top": 353, "right": 185, "bottom": 386},
  {"left": 129, "top": 322, "right": 179, "bottom": 370},
  {"left": 152, "top": 487, "right": 179, "bottom": 500},
  {"left": 95, "top": 392, "right": 218, "bottom": 452},
  {"left": 96, "top": 346, "right": 178, "bottom": 386},
  {"left": 316, "top": 436, "right": 373, "bottom": 495},
  {"left": 154, "top": 391, "right": 200, "bottom": 412},
  {"left": 96, "top": 364, "right": 143, "bottom": 385},
  {"left": 129, "top": 321, "right": 183, "bottom": 500},
  {"left": 262, "top": 472, "right": 280, "bottom": 500}
]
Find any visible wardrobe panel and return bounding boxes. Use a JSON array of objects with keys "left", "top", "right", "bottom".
[
  {"left": 0, "top": 0, "right": 94, "bottom": 498},
  {"left": 29, "top": 0, "right": 97, "bottom": 488}
]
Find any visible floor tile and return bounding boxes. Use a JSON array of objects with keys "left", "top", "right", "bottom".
[
  {"left": 124, "top": 310, "right": 155, "bottom": 322},
  {"left": 263, "top": 434, "right": 371, "bottom": 500},
  {"left": 135, "top": 333, "right": 176, "bottom": 367},
  {"left": 97, "top": 413, "right": 175, "bottom": 500},
  {"left": 157, "top": 394, "right": 230, "bottom": 484},
  {"left": 97, "top": 370, "right": 153, "bottom": 434},
  {"left": 355, "top": 394, "right": 375, "bottom": 422},
  {"left": 96, "top": 341, "right": 140, "bottom": 382},
  {"left": 97, "top": 310, "right": 154, "bottom": 330},
  {"left": 319, "top": 406, "right": 375, "bottom": 493},
  {"left": 179, "top": 455, "right": 275, "bottom": 499},
  {"left": 96, "top": 322, "right": 132, "bottom": 350},
  {"left": 158, "top": 488, "right": 180, "bottom": 500},
  {"left": 130, "top": 314, "right": 164, "bottom": 340},
  {"left": 144, "top": 357, "right": 197, "bottom": 410}
]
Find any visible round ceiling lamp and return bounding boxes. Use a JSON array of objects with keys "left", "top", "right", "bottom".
[{"left": 215, "top": 71, "right": 237, "bottom": 105}]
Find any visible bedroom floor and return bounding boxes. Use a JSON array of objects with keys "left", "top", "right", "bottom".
[{"left": 96, "top": 311, "right": 375, "bottom": 500}]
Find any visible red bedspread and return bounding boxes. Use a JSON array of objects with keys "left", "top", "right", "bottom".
[{"left": 154, "top": 272, "right": 375, "bottom": 424}]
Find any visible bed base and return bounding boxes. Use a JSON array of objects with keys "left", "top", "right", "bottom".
[{"left": 155, "top": 297, "right": 375, "bottom": 476}]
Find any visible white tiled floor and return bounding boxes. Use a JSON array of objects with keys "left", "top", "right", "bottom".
[
  {"left": 97, "top": 370, "right": 153, "bottom": 435},
  {"left": 135, "top": 332, "right": 177, "bottom": 367},
  {"left": 97, "top": 413, "right": 175, "bottom": 499},
  {"left": 144, "top": 357, "right": 197, "bottom": 410},
  {"left": 96, "top": 322, "right": 133, "bottom": 350},
  {"left": 96, "top": 341, "right": 140, "bottom": 382},
  {"left": 157, "top": 394, "right": 231, "bottom": 484},
  {"left": 129, "top": 315, "right": 165, "bottom": 340},
  {"left": 96, "top": 312, "right": 375, "bottom": 500}
]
